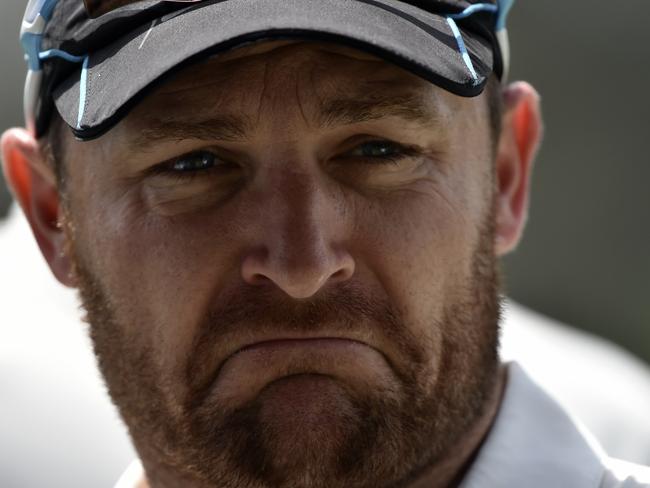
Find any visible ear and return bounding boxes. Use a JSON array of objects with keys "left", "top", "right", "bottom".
[
  {"left": 494, "top": 82, "right": 543, "bottom": 256},
  {"left": 1, "top": 128, "right": 76, "bottom": 287}
]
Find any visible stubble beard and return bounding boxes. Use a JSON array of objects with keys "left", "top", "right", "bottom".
[{"left": 67, "top": 213, "right": 501, "bottom": 488}]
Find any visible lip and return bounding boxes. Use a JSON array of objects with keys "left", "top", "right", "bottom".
[
  {"left": 207, "top": 336, "right": 394, "bottom": 406},
  {"left": 220, "top": 331, "right": 382, "bottom": 366},
  {"left": 232, "top": 337, "right": 372, "bottom": 356}
]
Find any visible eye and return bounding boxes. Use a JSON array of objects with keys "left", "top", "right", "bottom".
[
  {"left": 151, "top": 150, "right": 239, "bottom": 181},
  {"left": 170, "top": 151, "right": 220, "bottom": 172},
  {"left": 346, "top": 140, "right": 417, "bottom": 164}
]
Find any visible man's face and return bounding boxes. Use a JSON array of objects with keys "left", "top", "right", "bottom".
[{"left": 60, "top": 41, "right": 501, "bottom": 488}]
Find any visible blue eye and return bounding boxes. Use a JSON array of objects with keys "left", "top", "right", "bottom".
[
  {"left": 171, "top": 151, "right": 218, "bottom": 172},
  {"left": 151, "top": 150, "right": 242, "bottom": 181},
  {"left": 348, "top": 140, "right": 415, "bottom": 164}
]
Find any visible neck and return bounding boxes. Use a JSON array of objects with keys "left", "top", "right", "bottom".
[{"left": 408, "top": 363, "right": 508, "bottom": 488}]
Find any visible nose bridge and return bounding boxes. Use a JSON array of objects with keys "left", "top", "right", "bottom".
[
  {"left": 241, "top": 166, "right": 355, "bottom": 298},
  {"left": 276, "top": 169, "right": 330, "bottom": 258}
]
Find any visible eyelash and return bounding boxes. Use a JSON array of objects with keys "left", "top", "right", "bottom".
[
  {"left": 347, "top": 139, "right": 419, "bottom": 165},
  {"left": 150, "top": 152, "right": 232, "bottom": 182},
  {"left": 150, "top": 139, "right": 418, "bottom": 181}
]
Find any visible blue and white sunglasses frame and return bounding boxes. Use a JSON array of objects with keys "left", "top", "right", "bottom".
[{"left": 20, "top": 0, "right": 514, "bottom": 135}]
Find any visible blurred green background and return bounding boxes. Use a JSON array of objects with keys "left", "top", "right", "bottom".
[{"left": 1, "top": 1, "right": 648, "bottom": 363}]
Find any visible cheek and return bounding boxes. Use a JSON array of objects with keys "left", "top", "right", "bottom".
[
  {"left": 351, "top": 167, "right": 492, "bottom": 392},
  {"left": 69, "top": 181, "right": 246, "bottom": 383},
  {"left": 355, "top": 183, "right": 480, "bottom": 327}
]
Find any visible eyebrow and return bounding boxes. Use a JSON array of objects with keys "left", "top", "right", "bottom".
[
  {"left": 318, "top": 93, "right": 439, "bottom": 128},
  {"left": 128, "top": 93, "right": 439, "bottom": 152},
  {"left": 131, "top": 114, "right": 252, "bottom": 151}
]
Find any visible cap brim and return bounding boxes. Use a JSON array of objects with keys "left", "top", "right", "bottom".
[{"left": 54, "top": 0, "right": 494, "bottom": 140}]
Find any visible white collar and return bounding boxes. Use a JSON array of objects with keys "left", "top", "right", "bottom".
[
  {"left": 114, "top": 458, "right": 145, "bottom": 488},
  {"left": 460, "top": 362, "right": 607, "bottom": 488}
]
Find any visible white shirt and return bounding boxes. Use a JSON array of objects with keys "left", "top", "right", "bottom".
[
  {"left": 501, "top": 302, "right": 650, "bottom": 464},
  {"left": 114, "top": 362, "right": 650, "bottom": 488},
  {"left": 460, "top": 362, "right": 650, "bottom": 487}
]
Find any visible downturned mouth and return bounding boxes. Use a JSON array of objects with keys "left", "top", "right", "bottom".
[
  {"left": 206, "top": 337, "right": 393, "bottom": 407},
  {"left": 233, "top": 337, "right": 370, "bottom": 356}
]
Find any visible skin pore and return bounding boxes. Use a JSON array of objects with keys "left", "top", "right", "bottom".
[{"left": 1, "top": 40, "right": 541, "bottom": 488}]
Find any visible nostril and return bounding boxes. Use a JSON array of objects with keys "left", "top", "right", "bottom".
[
  {"left": 331, "top": 269, "right": 348, "bottom": 280},
  {"left": 330, "top": 257, "right": 355, "bottom": 283},
  {"left": 248, "top": 273, "right": 271, "bottom": 285}
]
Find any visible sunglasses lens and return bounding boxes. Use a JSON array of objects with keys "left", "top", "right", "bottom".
[{"left": 83, "top": 0, "right": 206, "bottom": 18}]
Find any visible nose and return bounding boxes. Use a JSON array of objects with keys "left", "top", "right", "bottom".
[{"left": 241, "top": 170, "right": 355, "bottom": 299}]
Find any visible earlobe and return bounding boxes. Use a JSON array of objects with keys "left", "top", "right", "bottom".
[
  {"left": 494, "top": 82, "right": 543, "bottom": 256},
  {"left": 1, "top": 128, "right": 76, "bottom": 287}
]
